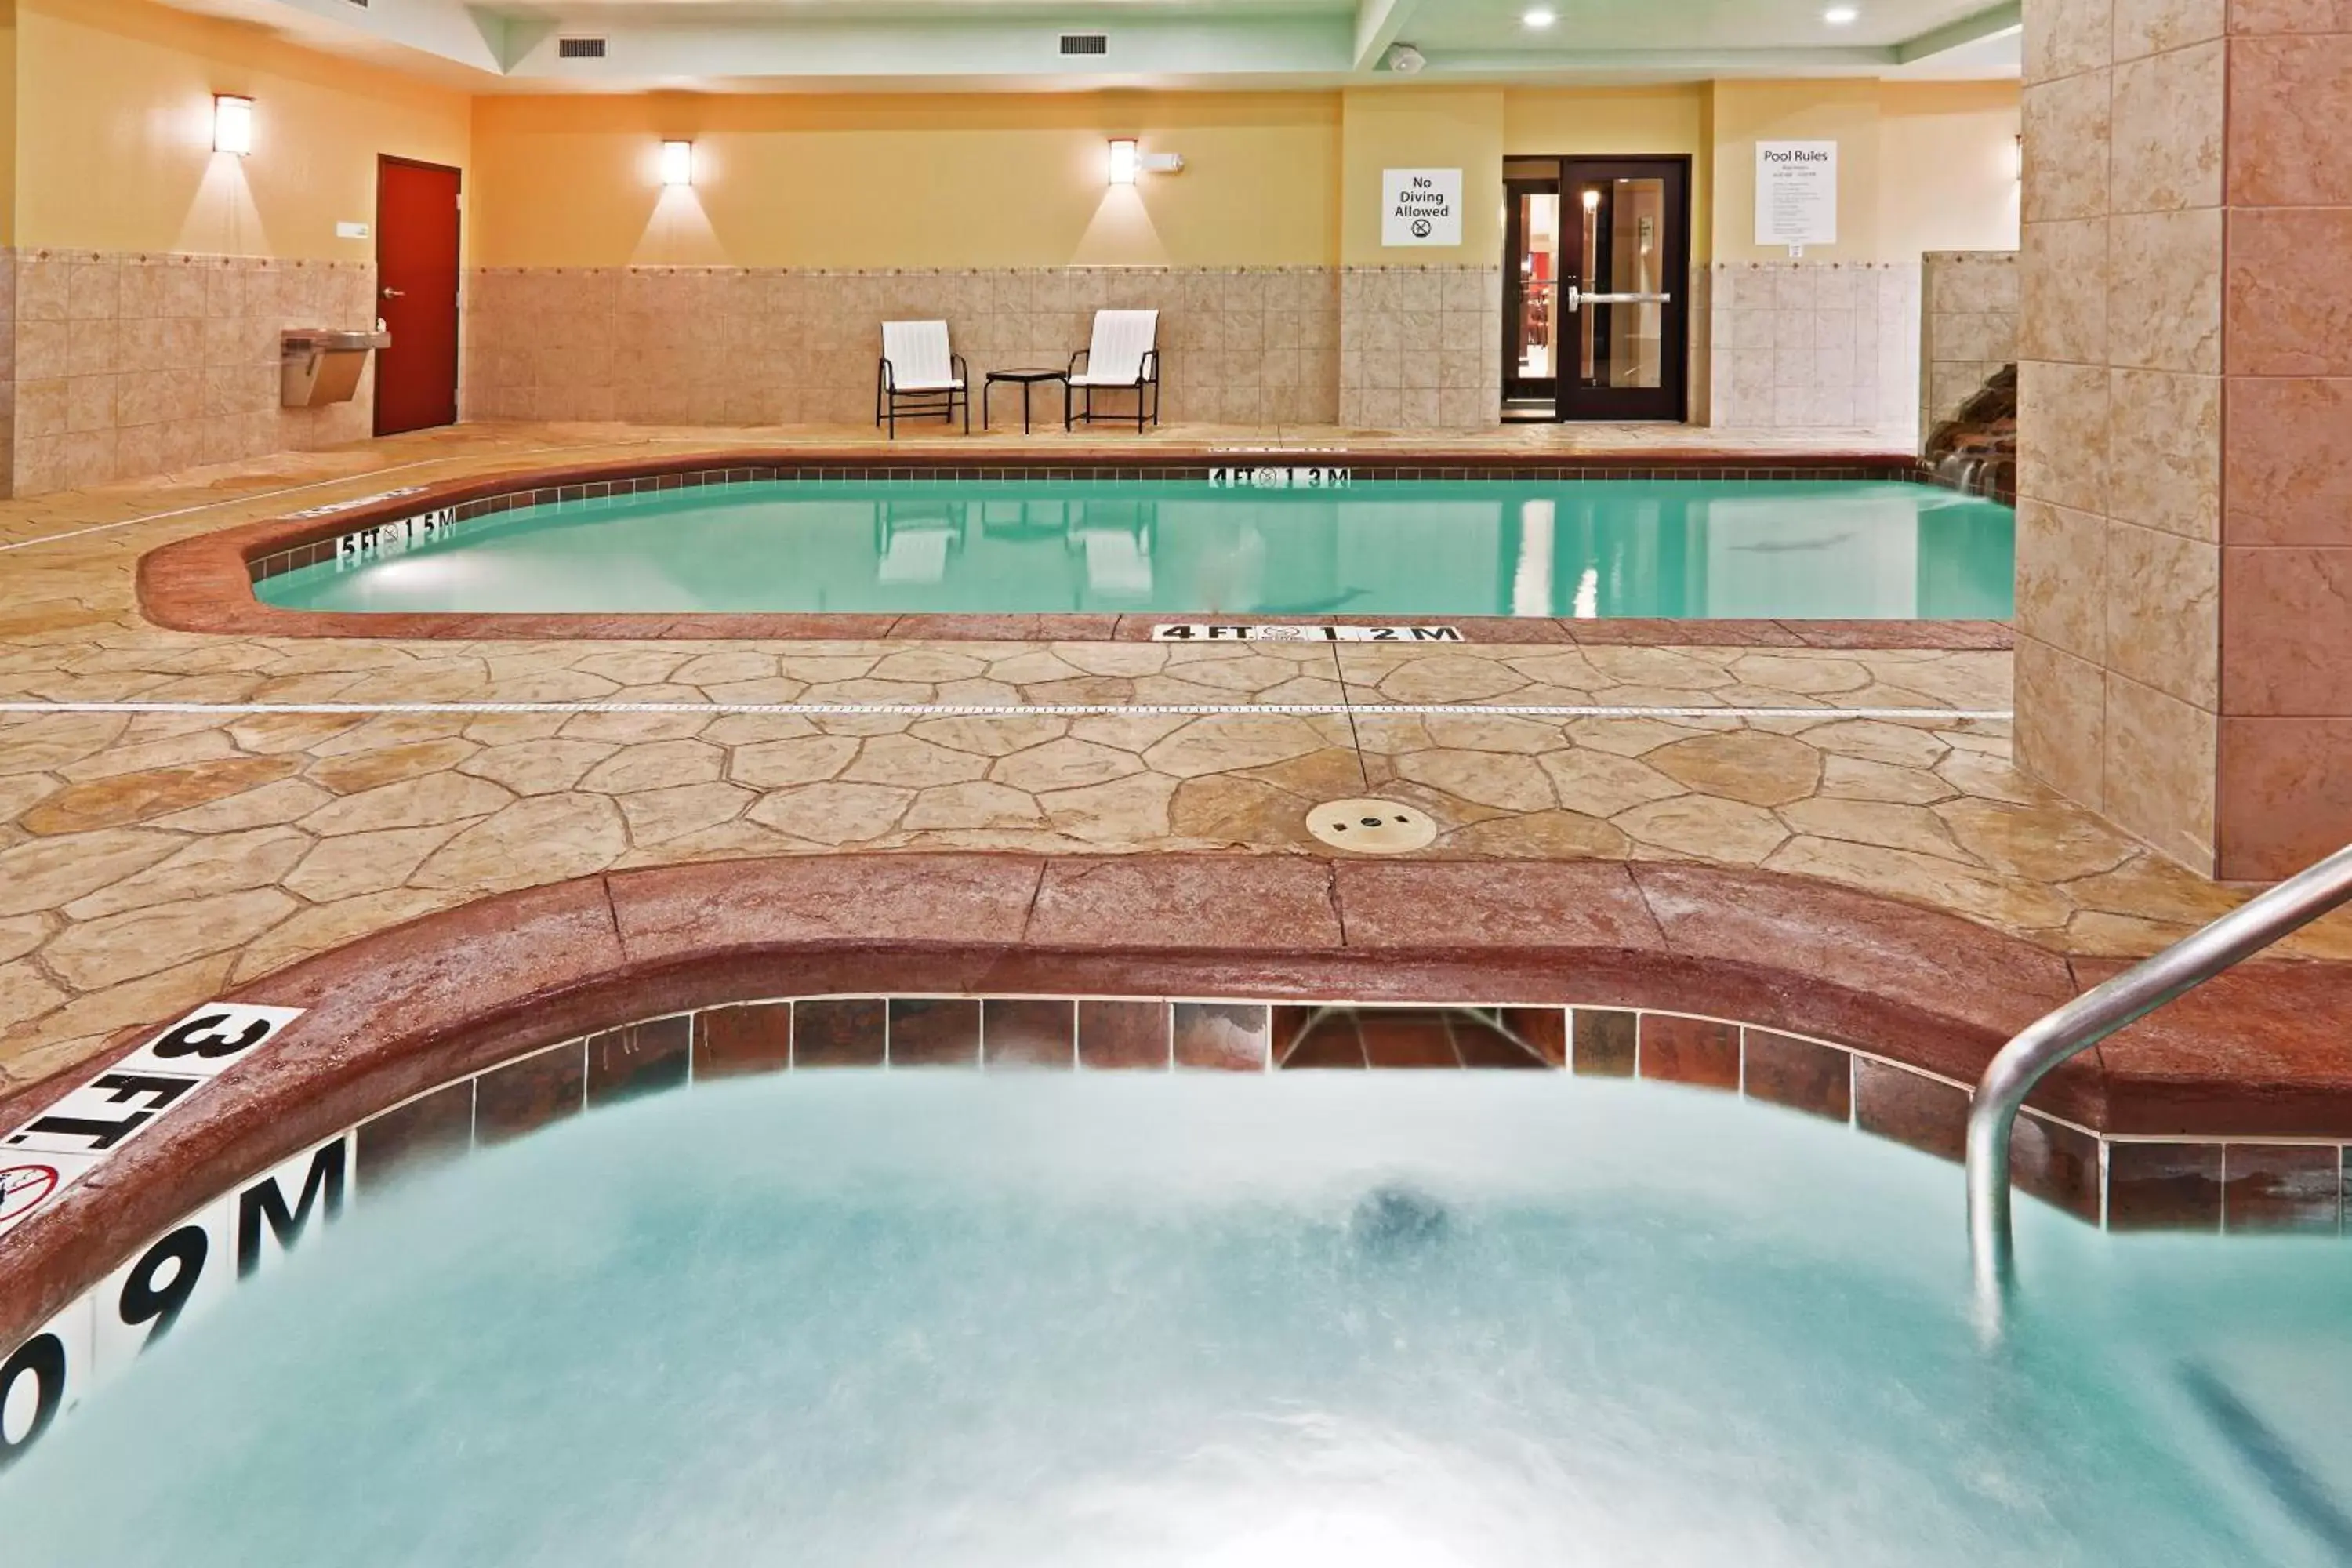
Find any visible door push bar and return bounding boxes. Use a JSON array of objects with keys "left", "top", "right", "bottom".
[{"left": 1566, "top": 285, "right": 1673, "bottom": 310}]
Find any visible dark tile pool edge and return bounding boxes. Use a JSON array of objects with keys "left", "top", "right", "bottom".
[
  {"left": 265, "top": 996, "right": 2352, "bottom": 1242},
  {"left": 137, "top": 448, "right": 2012, "bottom": 647}
]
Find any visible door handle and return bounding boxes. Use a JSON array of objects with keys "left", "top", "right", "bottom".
[
  {"left": 381, "top": 287, "right": 406, "bottom": 299},
  {"left": 1565, "top": 286, "right": 1672, "bottom": 310}
]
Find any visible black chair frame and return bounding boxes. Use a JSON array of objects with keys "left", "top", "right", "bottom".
[
  {"left": 1062, "top": 349, "right": 1161, "bottom": 434},
  {"left": 877, "top": 353, "right": 971, "bottom": 439}
]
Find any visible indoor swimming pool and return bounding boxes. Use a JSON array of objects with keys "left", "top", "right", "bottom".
[
  {"left": 5, "top": 1074, "right": 2343, "bottom": 1566},
  {"left": 252, "top": 477, "right": 2016, "bottom": 622}
]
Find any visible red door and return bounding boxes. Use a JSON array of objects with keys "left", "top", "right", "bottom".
[{"left": 375, "top": 157, "right": 463, "bottom": 436}]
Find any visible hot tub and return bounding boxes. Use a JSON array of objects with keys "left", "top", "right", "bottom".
[{"left": 3, "top": 1066, "right": 2347, "bottom": 1566}]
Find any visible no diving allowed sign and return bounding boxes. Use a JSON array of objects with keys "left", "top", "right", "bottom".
[{"left": 1382, "top": 169, "right": 1462, "bottom": 247}]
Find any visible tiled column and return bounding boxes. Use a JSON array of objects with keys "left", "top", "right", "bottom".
[
  {"left": 2213, "top": 2, "right": 2352, "bottom": 879},
  {"left": 2011, "top": 0, "right": 2352, "bottom": 880}
]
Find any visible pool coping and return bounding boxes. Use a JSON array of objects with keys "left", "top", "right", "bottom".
[
  {"left": 133, "top": 448, "right": 2015, "bottom": 648},
  {"left": 3, "top": 851, "right": 2347, "bottom": 1356}
]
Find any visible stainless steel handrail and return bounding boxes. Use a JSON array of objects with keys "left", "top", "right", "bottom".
[{"left": 1966, "top": 840, "right": 2352, "bottom": 1322}]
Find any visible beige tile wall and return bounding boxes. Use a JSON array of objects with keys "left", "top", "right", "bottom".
[
  {"left": 1336, "top": 267, "right": 1503, "bottom": 430},
  {"left": 1919, "top": 250, "right": 2019, "bottom": 437},
  {"left": 9, "top": 249, "right": 376, "bottom": 498},
  {"left": 0, "top": 252, "right": 15, "bottom": 499},
  {"left": 2211, "top": 2, "right": 2352, "bottom": 879},
  {"left": 462, "top": 266, "right": 1341, "bottom": 429},
  {"left": 2013, "top": 0, "right": 2226, "bottom": 874},
  {"left": 1704, "top": 261, "right": 1921, "bottom": 434}
]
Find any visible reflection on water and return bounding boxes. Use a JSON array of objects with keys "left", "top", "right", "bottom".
[{"left": 262, "top": 480, "right": 2016, "bottom": 622}]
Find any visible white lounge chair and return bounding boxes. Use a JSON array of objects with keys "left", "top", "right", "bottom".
[
  {"left": 1065, "top": 309, "right": 1160, "bottom": 433},
  {"left": 877, "top": 320, "right": 969, "bottom": 439}
]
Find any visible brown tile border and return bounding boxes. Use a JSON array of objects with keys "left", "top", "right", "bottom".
[
  {"left": 1743, "top": 1029, "right": 1853, "bottom": 1123},
  {"left": 691, "top": 1001, "right": 793, "bottom": 1080},
  {"left": 351, "top": 1080, "right": 472, "bottom": 1191},
  {"left": 586, "top": 1017, "right": 691, "bottom": 1106},
  {"left": 982, "top": 998, "right": 1076, "bottom": 1069},
  {"left": 1077, "top": 1000, "right": 1170, "bottom": 1069},
  {"left": 5, "top": 850, "right": 2347, "bottom": 1358},
  {"left": 793, "top": 998, "right": 884, "bottom": 1069},
  {"left": 1638, "top": 1014, "right": 1741, "bottom": 1089},
  {"left": 1174, "top": 1001, "right": 1269, "bottom": 1071},
  {"left": 473, "top": 1040, "right": 585, "bottom": 1146},
  {"left": 1571, "top": 1007, "right": 1638, "bottom": 1076},
  {"left": 887, "top": 998, "right": 982, "bottom": 1068},
  {"left": 133, "top": 447, "right": 2008, "bottom": 648},
  {"left": 2107, "top": 1141, "right": 2225, "bottom": 1232}
]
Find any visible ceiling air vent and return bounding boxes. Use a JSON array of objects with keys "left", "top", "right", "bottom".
[
  {"left": 1059, "top": 33, "right": 1109, "bottom": 56},
  {"left": 558, "top": 37, "right": 609, "bottom": 60}
]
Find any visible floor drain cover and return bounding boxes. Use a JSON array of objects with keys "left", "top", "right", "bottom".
[{"left": 1306, "top": 797, "right": 1439, "bottom": 854}]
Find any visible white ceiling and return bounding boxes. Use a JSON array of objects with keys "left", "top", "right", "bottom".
[
  {"left": 1406, "top": 0, "right": 1998, "bottom": 53},
  {"left": 154, "top": 0, "right": 2021, "bottom": 90}
]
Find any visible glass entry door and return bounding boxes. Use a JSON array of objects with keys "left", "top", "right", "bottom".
[
  {"left": 1504, "top": 156, "right": 1690, "bottom": 423},
  {"left": 1502, "top": 175, "right": 1562, "bottom": 412}
]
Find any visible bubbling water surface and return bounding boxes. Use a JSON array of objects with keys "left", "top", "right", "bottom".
[{"left": 5, "top": 1073, "right": 2347, "bottom": 1566}]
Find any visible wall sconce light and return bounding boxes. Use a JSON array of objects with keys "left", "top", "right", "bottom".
[
  {"left": 1108, "top": 138, "right": 1139, "bottom": 186},
  {"left": 2011, "top": 133, "right": 2024, "bottom": 182},
  {"left": 213, "top": 95, "right": 255, "bottom": 157},
  {"left": 660, "top": 140, "right": 695, "bottom": 187},
  {"left": 1581, "top": 187, "right": 1602, "bottom": 212}
]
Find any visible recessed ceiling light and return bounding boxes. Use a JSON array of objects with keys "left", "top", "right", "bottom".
[
  {"left": 1823, "top": 5, "right": 1860, "bottom": 21},
  {"left": 1523, "top": 7, "right": 1558, "bottom": 27}
]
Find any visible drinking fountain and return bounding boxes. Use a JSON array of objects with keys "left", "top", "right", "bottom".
[{"left": 281, "top": 325, "right": 393, "bottom": 408}]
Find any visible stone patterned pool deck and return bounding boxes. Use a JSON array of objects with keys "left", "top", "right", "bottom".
[{"left": 1, "top": 419, "right": 2343, "bottom": 1102}]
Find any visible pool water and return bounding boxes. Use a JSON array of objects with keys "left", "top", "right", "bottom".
[
  {"left": 258, "top": 479, "right": 2016, "bottom": 621},
  {"left": 6, "top": 1076, "right": 2345, "bottom": 1566}
]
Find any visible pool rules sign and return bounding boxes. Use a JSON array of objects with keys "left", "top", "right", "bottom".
[
  {"left": 1382, "top": 169, "right": 1462, "bottom": 246},
  {"left": 1755, "top": 141, "right": 1838, "bottom": 247}
]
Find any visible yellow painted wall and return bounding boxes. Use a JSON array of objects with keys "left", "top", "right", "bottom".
[
  {"left": 0, "top": 1, "right": 2013, "bottom": 278},
  {"left": 469, "top": 92, "right": 1340, "bottom": 270},
  {"left": 0, "top": 2, "right": 16, "bottom": 249},
  {"left": 13, "top": 0, "right": 470, "bottom": 260},
  {"left": 1707, "top": 79, "right": 1889, "bottom": 263},
  {"left": 1707, "top": 79, "right": 2020, "bottom": 265},
  {"left": 1878, "top": 82, "right": 2021, "bottom": 255},
  {"left": 1338, "top": 87, "right": 1504, "bottom": 265},
  {"left": 1502, "top": 85, "right": 1712, "bottom": 260}
]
